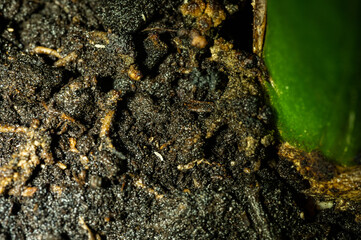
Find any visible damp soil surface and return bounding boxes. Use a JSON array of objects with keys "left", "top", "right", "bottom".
[{"left": 0, "top": 0, "right": 360, "bottom": 239}]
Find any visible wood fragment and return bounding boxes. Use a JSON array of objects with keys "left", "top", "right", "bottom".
[
  {"left": 79, "top": 217, "right": 96, "bottom": 240},
  {"left": 0, "top": 123, "right": 53, "bottom": 194},
  {"left": 134, "top": 178, "right": 164, "bottom": 200},
  {"left": 54, "top": 51, "right": 78, "bottom": 67},
  {"left": 252, "top": 0, "right": 267, "bottom": 56},
  {"left": 33, "top": 46, "right": 62, "bottom": 58}
]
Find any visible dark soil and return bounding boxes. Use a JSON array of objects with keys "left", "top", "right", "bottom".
[{"left": 0, "top": 0, "right": 360, "bottom": 239}]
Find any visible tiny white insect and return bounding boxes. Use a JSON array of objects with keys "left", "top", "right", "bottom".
[{"left": 154, "top": 151, "right": 164, "bottom": 161}]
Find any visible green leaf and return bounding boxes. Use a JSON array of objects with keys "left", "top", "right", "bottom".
[{"left": 264, "top": 0, "right": 361, "bottom": 165}]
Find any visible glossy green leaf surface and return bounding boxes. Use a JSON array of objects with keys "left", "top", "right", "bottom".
[{"left": 264, "top": 0, "right": 361, "bottom": 165}]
